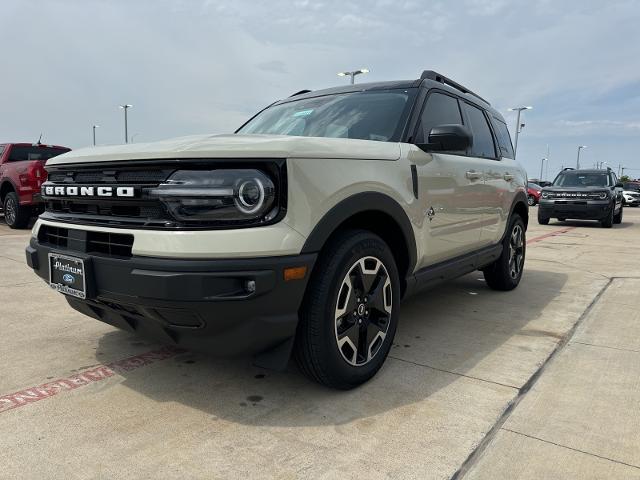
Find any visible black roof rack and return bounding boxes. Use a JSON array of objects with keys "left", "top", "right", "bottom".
[
  {"left": 420, "top": 70, "right": 490, "bottom": 105},
  {"left": 289, "top": 89, "right": 312, "bottom": 97},
  {"left": 562, "top": 167, "right": 575, "bottom": 171}
]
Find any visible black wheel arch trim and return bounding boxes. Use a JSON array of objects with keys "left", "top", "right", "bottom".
[
  {"left": 509, "top": 191, "right": 529, "bottom": 228},
  {"left": 300, "top": 191, "right": 418, "bottom": 276},
  {"left": 0, "top": 179, "right": 18, "bottom": 202}
]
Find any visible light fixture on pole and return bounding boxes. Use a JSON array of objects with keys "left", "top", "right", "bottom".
[
  {"left": 576, "top": 145, "right": 587, "bottom": 169},
  {"left": 337, "top": 68, "right": 370, "bottom": 85},
  {"left": 92, "top": 125, "right": 99, "bottom": 146},
  {"left": 508, "top": 106, "right": 532, "bottom": 158},
  {"left": 119, "top": 104, "right": 133, "bottom": 144}
]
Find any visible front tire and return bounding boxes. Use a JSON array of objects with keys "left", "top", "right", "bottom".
[
  {"left": 3, "top": 192, "right": 31, "bottom": 229},
  {"left": 537, "top": 210, "right": 550, "bottom": 225},
  {"left": 483, "top": 215, "right": 526, "bottom": 291},
  {"left": 601, "top": 205, "right": 614, "bottom": 228},
  {"left": 295, "top": 230, "right": 400, "bottom": 389},
  {"left": 614, "top": 205, "right": 623, "bottom": 224}
]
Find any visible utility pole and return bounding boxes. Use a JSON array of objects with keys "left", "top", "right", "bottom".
[
  {"left": 92, "top": 125, "right": 99, "bottom": 146},
  {"left": 539, "top": 158, "right": 546, "bottom": 183},
  {"left": 508, "top": 106, "right": 532, "bottom": 158},
  {"left": 119, "top": 104, "right": 133, "bottom": 143}
]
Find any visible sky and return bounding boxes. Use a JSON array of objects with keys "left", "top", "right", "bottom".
[{"left": 2, "top": 0, "right": 640, "bottom": 180}]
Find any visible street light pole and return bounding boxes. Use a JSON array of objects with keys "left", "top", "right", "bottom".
[
  {"left": 92, "top": 125, "right": 99, "bottom": 146},
  {"left": 508, "top": 106, "right": 532, "bottom": 158},
  {"left": 576, "top": 145, "right": 587, "bottom": 169},
  {"left": 337, "top": 68, "right": 370, "bottom": 84},
  {"left": 540, "top": 158, "right": 546, "bottom": 182},
  {"left": 119, "top": 104, "right": 132, "bottom": 143}
]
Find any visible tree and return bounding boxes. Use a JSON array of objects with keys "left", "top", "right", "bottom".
[{"left": 620, "top": 175, "right": 631, "bottom": 182}]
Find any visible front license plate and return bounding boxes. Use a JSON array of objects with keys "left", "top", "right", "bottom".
[{"left": 49, "top": 253, "right": 86, "bottom": 299}]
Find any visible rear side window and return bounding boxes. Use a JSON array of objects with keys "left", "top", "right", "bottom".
[
  {"left": 416, "top": 92, "right": 463, "bottom": 143},
  {"left": 490, "top": 117, "right": 515, "bottom": 159},
  {"left": 7, "top": 146, "right": 69, "bottom": 162},
  {"left": 462, "top": 103, "right": 496, "bottom": 159}
]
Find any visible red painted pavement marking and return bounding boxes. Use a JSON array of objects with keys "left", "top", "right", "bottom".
[
  {"left": 527, "top": 226, "right": 577, "bottom": 245},
  {"left": 0, "top": 345, "right": 185, "bottom": 414}
]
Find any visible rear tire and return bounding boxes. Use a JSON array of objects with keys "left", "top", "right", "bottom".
[
  {"left": 3, "top": 192, "right": 30, "bottom": 229},
  {"left": 483, "top": 215, "right": 526, "bottom": 291},
  {"left": 527, "top": 195, "right": 536, "bottom": 206},
  {"left": 295, "top": 230, "right": 400, "bottom": 389},
  {"left": 613, "top": 205, "right": 623, "bottom": 224}
]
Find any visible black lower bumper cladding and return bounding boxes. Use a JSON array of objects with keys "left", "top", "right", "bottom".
[
  {"left": 26, "top": 238, "right": 316, "bottom": 364},
  {"left": 538, "top": 200, "right": 611, "bottom": 220}
]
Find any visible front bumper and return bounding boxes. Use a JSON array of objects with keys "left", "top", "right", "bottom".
[
  {"left": 26, "top": 238, "right": 316, "bottom": 358},
  {"left": 538, "top": 199, "right": 611, "bottom": 220}
]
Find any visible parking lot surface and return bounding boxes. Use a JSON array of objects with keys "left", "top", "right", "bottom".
[{"left": 2, "top": 209, "right": 640, "bottom": 479}]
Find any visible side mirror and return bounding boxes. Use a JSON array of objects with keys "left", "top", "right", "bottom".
[
  {"left": 616, "top": 182, "right": 624, "bottom": 188},
  {"left": 416, "top": 124, "right": 472, "bottom": 153}
]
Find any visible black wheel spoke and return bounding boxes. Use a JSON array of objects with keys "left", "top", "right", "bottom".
[{"left": 334, "top": 255, "right": 393, "bottom": 367}]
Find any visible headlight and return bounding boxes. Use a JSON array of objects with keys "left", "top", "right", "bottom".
[
  {"left": 541, "top": 192, "right": 549, "bottom": 198},
  {"left": 598, "top": 192, "right": 608, "bottom": 199},
  {"left": 148, "top": 169, "right": 279, "bottom": 225}
]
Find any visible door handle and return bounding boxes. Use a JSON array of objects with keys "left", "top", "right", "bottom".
[
  {"left": 466, "top": 170, "right": 483, "bottom": 180},
  {"left": 503, "top": 173, "right": 514, "bottom": 181}
]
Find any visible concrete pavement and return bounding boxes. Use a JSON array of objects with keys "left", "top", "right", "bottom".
[{"left": 1, "top": 208, "right": 639, "bottom": 479}]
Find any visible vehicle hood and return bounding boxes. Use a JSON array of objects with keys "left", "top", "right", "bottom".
[
  {"left": 46, "top": 134, "right": 401, "bottom": 166},
  {"left": 542, "top": 186, "right": 610, "bottom": 192}
]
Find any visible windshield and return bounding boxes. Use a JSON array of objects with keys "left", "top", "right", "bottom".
[
  {"left": 237, "top": 89, "right": 417, "bottom": 142},
  {"left": 624, "top": 183, "right": 640, "bottom": 192},
  {"left": 9, "top": 145, "right": 69, "bottom": 162},
  {"left": 554, "top": 172, "right": 610, "bottom": 188}
]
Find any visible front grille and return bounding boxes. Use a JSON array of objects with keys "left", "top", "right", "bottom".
[
  {"left": 38, "top": 225, "right": 134, "bottom": 257},
  {"left": 545, "top": 191, "right": 607, "bottom": 199},
  {"left": 43, "top": 165, "right": 175, "bottom": 228}
]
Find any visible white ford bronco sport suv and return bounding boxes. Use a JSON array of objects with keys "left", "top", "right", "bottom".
[{"left": 26, "top": 70, "right": 528, "bottom": 389}]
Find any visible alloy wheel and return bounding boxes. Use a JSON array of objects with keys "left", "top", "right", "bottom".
[
  {"left": 5, "top": 197, "right": 16, "bottom": 226},
  {"left": 508, "top": 224, "right": 525, "bottom": 279},
  {"left": 334, "top": 256, "right": 392, "bottom": 366}
]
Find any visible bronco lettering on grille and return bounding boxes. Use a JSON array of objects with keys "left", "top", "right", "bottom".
[{"left": 43, "top": 185, "right": 136, "bottom": 198}]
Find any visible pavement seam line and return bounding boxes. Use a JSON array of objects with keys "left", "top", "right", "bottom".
[
  {"left": 388, "top": 355, "right": 519, "bottom": 390},
  {"left": 571, "top": 341, "right": 640, "bottom": 354},
  {"left": 450, "top": 277, "right": 615, "bottom": 480},
  {"left": 501, "top": 428, "right": 640, "bottom": 470}
]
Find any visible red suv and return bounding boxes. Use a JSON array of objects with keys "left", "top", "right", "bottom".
[{"left": 0, "top": 143, "right": 71, "bottom": 228}]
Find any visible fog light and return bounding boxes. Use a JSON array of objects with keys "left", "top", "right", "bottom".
[{"left": 245, "top": 280, "right": 256, "bottom": 293}]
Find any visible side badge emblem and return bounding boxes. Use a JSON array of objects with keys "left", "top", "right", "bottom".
[{"left": 427, "top": 206, "right": 436, "bottom": 221}]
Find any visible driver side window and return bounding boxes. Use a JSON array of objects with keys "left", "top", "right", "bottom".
[{"left": 416, "top": 92, "right": 463, "bottom": 144}]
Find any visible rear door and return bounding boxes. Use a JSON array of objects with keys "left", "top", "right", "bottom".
[{"left": 411, "top": 91, "right": 488, "bottom": 267}]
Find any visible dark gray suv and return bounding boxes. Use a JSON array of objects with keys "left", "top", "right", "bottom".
[{"left": 538, "top": 168, "right": 624, "bottom": 228}]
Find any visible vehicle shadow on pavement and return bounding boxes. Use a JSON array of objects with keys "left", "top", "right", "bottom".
[
  {"left": 553, "top": 219, "right": 634, "bottom": 229},
  {"left": 95, "top": 268, "right": 568, "bottom": 426}
]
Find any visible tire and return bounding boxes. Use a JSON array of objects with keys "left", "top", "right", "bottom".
[
  {"left": 294, "top": 229, "right": 400, "bottom": 389},
  {"left": 3, "top": 192, "right": 30, "bottom": 229},
  {"left": 614, "top": 205, "right": 623, "bottom": 224},
  {"left": 601, "top": 205, "right": 614, "bottom": 228},
  {"left": 482, "top": 215, "right": 526, "bottom": 291},
  {"left": 527, "top": 195, "right": 536, "bottom": 206},
  {"left": 537, "top": 210, "right": 549, "bottom": 225}
]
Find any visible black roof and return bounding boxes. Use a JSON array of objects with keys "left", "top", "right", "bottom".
[{"left": 277, "top": 71, "right": 503, "bottom": 119}]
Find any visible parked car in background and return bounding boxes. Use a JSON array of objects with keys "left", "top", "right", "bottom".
[
  {"left": 527, "top": 182, "right": 542, "bottom": 205},
  {"left": 623, "top": 189, "right": 640, "bottom": 207},
  {"left": 0, "top": 142, "right": 71, "bottom": 228},
  {"left": 538, "top": 168, "right": 624, "bottom": 228}
]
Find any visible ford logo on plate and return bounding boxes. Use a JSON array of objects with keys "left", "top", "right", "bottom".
[{"left": 62, "top": 274, "right": 75, "bottom": 284}]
